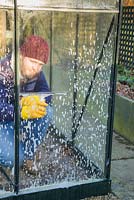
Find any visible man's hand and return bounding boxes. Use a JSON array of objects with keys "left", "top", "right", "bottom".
[{"left": 20, "top": 95, "right": 48, "bottom": 119}]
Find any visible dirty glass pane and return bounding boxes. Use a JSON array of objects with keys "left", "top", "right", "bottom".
[
  {"left": 17, "top": 0, "right": 119, "bottom": 10},
  {"left": 0, "top": 8, "right": 14, "bottom": 195},
  {"left": 51, "top": 12, "right": 116, "bottom": 173},
  {"left": 74, "top": 14, "right": 116, "bottom": 171},
  {"left": 17, "top": 6, "right": 117, "bottom": 191}
]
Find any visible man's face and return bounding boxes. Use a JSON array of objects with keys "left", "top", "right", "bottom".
[{"left": 20, "top": 56, "right": 44, "bottom": 79}]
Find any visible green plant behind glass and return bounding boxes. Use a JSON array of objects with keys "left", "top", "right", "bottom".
[{"left": 117, "top": 64, "right": 134, "bottom": 90}]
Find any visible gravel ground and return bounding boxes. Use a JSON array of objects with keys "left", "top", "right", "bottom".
[
  {"left": 0, "top": 129, "right": 118, "bottom": 200},
  {"left": 0, "top": 129, "right": 100, "bottom": 191}
]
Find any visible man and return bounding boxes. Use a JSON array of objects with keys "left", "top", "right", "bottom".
[{"left": 0, "top": 35, "right": 52, "bottom": 173}]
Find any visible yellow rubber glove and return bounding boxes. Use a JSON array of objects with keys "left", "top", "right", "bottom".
[{"left": 20, "top": 95, "right": 48, "bottom": 120}]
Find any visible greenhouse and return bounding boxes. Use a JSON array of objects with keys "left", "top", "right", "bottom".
[{"left": 0, "top": 0, "right": 121, "bottom": 199}]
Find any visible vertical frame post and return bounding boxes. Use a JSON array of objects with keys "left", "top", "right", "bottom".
[
  {"left": 14, "top": 0, "right": 20, "bottom": 194},
  {"left": 104, "top": 0, "right": 122, "bottom": 179},
  {"left": 49, "top": 11, "right": 53, "bottom": 91}
]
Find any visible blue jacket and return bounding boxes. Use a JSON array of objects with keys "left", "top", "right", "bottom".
[{"left": 0, "top": 54, "right": 51, "bottom": 122}]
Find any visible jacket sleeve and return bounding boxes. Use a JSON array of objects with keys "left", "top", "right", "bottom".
[
  {"left": 0, "top": 84, "right": 14, "bottom": 122},
  {"left": 34, "top": 71, "right": 52, "bottom": 104}
]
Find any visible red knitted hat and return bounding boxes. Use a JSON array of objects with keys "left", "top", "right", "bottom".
[{"left": 20, "top": 35, "right": 49, "bottom": 64}]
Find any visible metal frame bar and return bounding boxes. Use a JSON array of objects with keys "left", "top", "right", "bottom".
[
  {"left": 49, "top": 11, "right": 53, "bottom": 91},
  {"left": 1, "top": 179, "right": 111, "bottom": 200},
  {"left": 14, "top": 0, "right": 20, "bottom": 194},
  {"left": 104, "top": 0, "right": 122, "bottom": 179}
]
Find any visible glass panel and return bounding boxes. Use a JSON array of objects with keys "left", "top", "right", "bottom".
[
  {"left": 17, "top": 7, "right": 117, "bottom": 191},
  {"left": 74, "top": 14, "right": 116, "bottom": 171},
  {"left": 17, "top": 0, "right": 119, "bottom": 10},
  {"left": 0, "top": 8, "right": 14, "bottom": 195},
  {"left": 18, "top": 10, "right": 53, "bottom": 189},
  {"left": 51, "top": 12, "right": 116, "bottom": 172}
]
